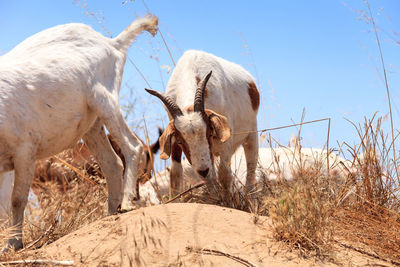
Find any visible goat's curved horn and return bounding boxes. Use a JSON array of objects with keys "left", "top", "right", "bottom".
[
  {"left": 145, "top": 88, "right": 183, "bottom": 118},
  {"left": 194, "top": 71, "right": 212, "bottom": 113}
]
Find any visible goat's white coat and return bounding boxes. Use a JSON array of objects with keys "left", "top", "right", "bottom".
[
  {"left": 139, "top": 169, "right": 170, "bottom": 206},
  {"left": 0, "top": 15, "right": 158, "bottom": 250},
  {"left": 230, "top": 146, "right": 353, "bottom": 181},
  {"left": 163, "top": 50, "right": 259, "bottom": 192},
  {"left": 174, "top": 112, "right": 212, "bottom": 172}
]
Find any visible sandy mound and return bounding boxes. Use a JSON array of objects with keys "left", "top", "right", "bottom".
[{"left": 29, "top": 203, "right": 389, "bottom": 266}]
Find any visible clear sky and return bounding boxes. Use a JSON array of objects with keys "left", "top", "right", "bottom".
[{"left": 1, "top": 0, "right": 399, "bottom": 163}]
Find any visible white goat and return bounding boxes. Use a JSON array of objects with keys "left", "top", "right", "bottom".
[
  {"left": 145, "top": 50, "right": 259, "bottom": 194},
  {"left": 139, "top": 145, "right": 354, "bottom": 205},
  {"left": 0, "top": 15, "right": 158, "bottom": 250},
  {"left": 230, "top": 146, "right": 353, "bottom": 182}
]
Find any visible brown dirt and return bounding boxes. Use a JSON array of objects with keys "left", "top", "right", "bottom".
[{"left": 23, "top": 203, "right": 393, "bottom": 266}]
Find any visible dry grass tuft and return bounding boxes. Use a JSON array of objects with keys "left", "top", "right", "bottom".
[
  {"left": 260, "top": 115, "right": 400, "bottom": 262},
  {"left": 0, "top": 170, "right": 107, "bottom": 261},
  {"left": 24, "top": 180, "right": 107, "bottom": 249},
  {"left": 181, "top": 175, "right": 273, "bottom": 215},
  {"left": 332, "top": 116, "right": 400, "bottom": 264},
  {"left": 333, "top": 205, "right": 400, "bottom": 263},
  {"left": 269, "top": 168, "right": 334, "bottom": 257}
]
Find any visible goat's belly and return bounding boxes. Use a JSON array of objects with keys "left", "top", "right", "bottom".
[{"left": 35, "top": 110, "right": 97, "bottom": 159}]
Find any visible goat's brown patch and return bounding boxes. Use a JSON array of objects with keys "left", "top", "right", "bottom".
[
  {"left": 247, "top": 81, "right": 260, "bottom": 111},
  {"left": 173, "top": 128, "right": 192, "bottom": 164},
  {"left": 195, "top": 75, "right": 208, "bottom": 99},
  {"left": 204, "top": 116, "right": 214, "bottom": 163}
]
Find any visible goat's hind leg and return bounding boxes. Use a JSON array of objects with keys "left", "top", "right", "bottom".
[
  {"left": 87, "top": 84, "right": 143, "bottom": 212},
  {"left": 243, "top": 131, "right": 259, "bottom": 192},
  {"left": 83, "top": 119, "right": 124, "bottom": 214},
  {"left": 3, "top": 144, "right": 35, "bottom": 251}
]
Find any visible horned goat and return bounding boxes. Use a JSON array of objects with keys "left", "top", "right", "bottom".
[
  {"left": 0, "top": 15, "right": 158, "bottom": 251},
  {"left": 146, "top": 50, "right": 259, "bottom": 194}
]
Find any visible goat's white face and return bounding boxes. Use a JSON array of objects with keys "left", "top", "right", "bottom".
[
  {"left": 174, "top": 112, "right": 213, "bottom": 179},
  {"left": 157, "top": 109, "right": 231, "bottom": 180}
]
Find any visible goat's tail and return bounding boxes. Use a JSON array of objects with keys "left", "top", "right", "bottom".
[{"left": 113, "top": 14, "right": 158, "bottom": 52}]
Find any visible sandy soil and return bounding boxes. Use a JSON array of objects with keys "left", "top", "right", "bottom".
[{"left": 26, "top": 203, "right": 392, "bottom": 266}]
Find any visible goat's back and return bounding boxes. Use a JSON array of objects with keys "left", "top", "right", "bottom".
[
  {"left": 0, "top": 23, "right": 125, "bottom": 161},
  {"left": 165, "top": 50, "right": 259, "bottom": 146}
]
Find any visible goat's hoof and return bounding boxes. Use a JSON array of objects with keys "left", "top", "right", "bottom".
[
  {"left": 119, "top": 202, "right": 135, "bottom": 213},
  {"left": 245, "top": 184, "right": 257, "bottom": 194},
  {"left": 2, "top": 238, "right": 23, "bottom": 253},
  {"left": 118, "top": 208, "right": 129, "bottom": 214},
  {"left": 0, "top": 246, "right": 10, "bottom": 254}
]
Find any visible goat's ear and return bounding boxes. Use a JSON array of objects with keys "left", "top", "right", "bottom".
[
  {"left": 150, "top": 127, "right": 163, "bottom": 155},
  {"left": 207, "top": 110, "right": 231, "bottom": 143},
  {"left": 159, "top": 122, "right": 174, "bottom": 159}
]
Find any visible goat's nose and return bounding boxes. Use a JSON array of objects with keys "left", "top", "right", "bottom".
[{"left": 197, "top": 168, "right": 209, "bottom": 178}]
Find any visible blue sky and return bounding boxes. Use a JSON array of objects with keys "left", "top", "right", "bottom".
[{"left": 1, "top": 0, "right": 399, "bottom": 161}]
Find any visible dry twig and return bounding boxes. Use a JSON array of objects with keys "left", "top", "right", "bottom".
[
  {"left": 365, "top": 0, "right": 399, "bottom": 182},
  {"left": 186, "top": 246, "right": 257, "bottom": 267},
  {"left": 165, "top": 182, "right": 206, "bottom": 204},
  {"left": 0, "top": 259, "right": 74, "bottom": 266}
]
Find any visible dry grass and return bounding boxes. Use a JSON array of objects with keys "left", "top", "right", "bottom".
[
  {"left": 263, "top": 115, "right": 400, "bottom": 262},
  {"left": 269, "top": 170, "right": 334, "bottom": 257},
  {"left": 181, "top": 179, "right": 267, "bottom": 214},
  {"left": 0, "top": 116, "right": 399, "bottom": 265},
  {"left": 25, "top": 180, "right": 107, "bottom": 249},
  {"left": 333, "top": 206, "right": 400, "bottom": 264},
  {"left": 0, "top": 159, "right": 108, "bottom": 262},
  {"left": 332, "top": 116, "right": 400, "bottom": 264}
]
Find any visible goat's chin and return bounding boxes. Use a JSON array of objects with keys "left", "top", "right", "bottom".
[{"left": 199, "top": 176, "right": 210, "bottom": 183}]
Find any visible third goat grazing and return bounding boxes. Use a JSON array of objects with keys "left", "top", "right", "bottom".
[
  {"left": 146, "top": 50, "right": 259, "bottom": 194},
  {"left": 34, "top": 131, "right": 161, "bottom": 193},
  {"left": 0, "top": 15, "right": 158, "bottom": 250},
  {"left": 140, "top": 145, "right": 355, "bottom": 205}
]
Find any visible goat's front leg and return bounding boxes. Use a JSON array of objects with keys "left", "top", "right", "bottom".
[
  {"left": 217, "top": 142, "right": 234, "bottom": 191},
  {"left": 3, "top": 144, "right": 36, "bottom": 252},
  {"left": 170, "top": 142, "right": 183, "bottom": 197},
  {"left": 83, "top": 119, "right": 124, "bottom": 214},
  {"left": 88, "top": 83, "right": 143, "bottom": 212}
]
